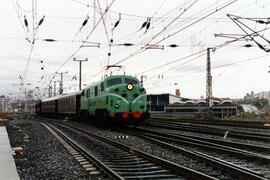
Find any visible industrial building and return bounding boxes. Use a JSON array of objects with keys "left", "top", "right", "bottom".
[
  {"left": 164, "top": 100, "right": 238, "bottom": 118},
  {"left": 147, "top": 94, "right": 238, "bottom": 118},
  {"left": 147, "top": 94, "right": 182, "bottom": 112}
]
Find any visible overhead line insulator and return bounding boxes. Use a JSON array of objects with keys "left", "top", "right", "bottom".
[
  {"left": 123, "top": 43, "right": 134, "bottom": 46},
  {"left": 43, "top": 39, "right": 56, "bottom": 42},
  {"left": 38, "top": 16, "right": 45, "bottom": 26}
]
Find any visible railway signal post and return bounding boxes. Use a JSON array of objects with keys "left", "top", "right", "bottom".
[
  {"left": 73, "top": 58, "right": 88, "bottom": 90},
  {"left": 206, "top": 47, "right": 214, "bottom": 119},
  {"left": 53, "top": 80, "right": 60, "bottom": 96},
  {"left": 56, "top": 71, "right": 68, "bottom": 94}
]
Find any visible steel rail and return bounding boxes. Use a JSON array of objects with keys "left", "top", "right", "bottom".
[
  {"left": 149, "top": 117, "right": 270, "bottom": 129},
  {"left": 55, "top": 122, "right": 217, "bottom": 180},
  {"left": 144, "top": 121, "right": 270, "bottom": 142},
  {"left": 43, "top": 122, "right": 124, "bottom": 180},
  {"left": 135, "top": 127, "right": 270, "bottom": 163},
  {"left": 144, "top": 122, "right": 270, "bottom": 155},
  {"left": 135, "top": 134, "right": 267, "bottom": 180}
]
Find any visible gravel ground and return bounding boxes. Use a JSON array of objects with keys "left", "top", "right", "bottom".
[
  {"left": 7, "top": 119, "right": 93, "bottom": 180},
  {"left": 70, "top": 122, "right": 231, "bottom": 179}
]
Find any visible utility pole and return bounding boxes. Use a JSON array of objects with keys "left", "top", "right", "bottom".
[
  {"left": 140, "top": 76, "right": 144, "bottom": 87},
  {"left": 53, "top": 80, "right": 59, "bottom": 96},
  {"left": 206, "top": 48, "right": 213, "bottom": 119},
  {"left": 139, "top": 75, "right": 147, "bottom": 87},
  {"left": 48, "top": 85, "right": 52, "bottom": 97},
  {"left": 56, "top": 71, "right": 68, "bottom": 94},
  {"left": 73, "top": 58, "right": 88, "bottom": 90}
]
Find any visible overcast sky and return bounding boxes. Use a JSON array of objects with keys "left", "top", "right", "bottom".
[{"left": 0, "top": 0, "right": 269, "bottom": 99}]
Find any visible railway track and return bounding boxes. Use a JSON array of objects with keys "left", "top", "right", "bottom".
[
  {"left": 142, "top": 124, "right": 270, "bottom": 156},
  {"left": 158, "top": 128, "right": 270, "bottom": 156},
  {"left": 149, "top": 117, "right": 270, "bottom": 129},
  {"left": 121, "top": 126, "right": 270, "bottom": 179},
  {"left": 42, "top": 121, "right": 216, "bottom": 179},
  {"left": 144, "top": 119, "right": 270, "bottom": 142}
]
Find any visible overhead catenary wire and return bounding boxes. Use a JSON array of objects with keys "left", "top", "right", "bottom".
[
  {"left": 83, "top": 0, "right": 200, "bottom": 79},
  {"left": 70, "top": 0, "right": 248, "bottom": 86},
  {"left": 138, "top": 26, "right": 270, "bottom": 76},
  {"left": 96, "top": 0, "right": 111, "bottom": 45},
  {"left": 227, "top": 14, "right": 270, "bottom": 52},
  {"left": 40, "top": 0, "right": 116, "bottom": 93},
  {"left": 72, "top": 0, "right": 243, "bottom": 65},
  {"left": 11, "top": 0, "right": 31, "bottom": 39},
  {"left": 50, "top": 4, "right": 93, "bottom": 75},
  {"left": 112, "top": 0, "right": 238, "bottom": 67},
  {"left": 143, "top": 52, "right": 207, "bottom": 82},
  {"left": 20, "top": 0, "right": 268, "bottom": 96},
  {"left": 76, "top": 0, "right": 206, "bottom": 63},
  {"left": 21, "top": 0, "right": 39, "bottom": 85},
  {"left": 78, "top": 0, "right": 191, "bottom": 54},
  {"left": 55, "top": 0, "right": 115, "bottom": 71},
  {"left": 153, "top": 53, "right": 270, "bottom": 86}
]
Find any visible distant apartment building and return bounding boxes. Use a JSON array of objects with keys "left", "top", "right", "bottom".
[
  {"left": 10, "top": 99, "right": 25, "bottom": 112},
  {"left": 244, "top": 90, "right": 270, "bottom": 108},
  {"left": 257, "top": 91, "right": 270, "bottom": 100},
  {"left": 0, "top": 95, "right": 10, "bottom": 111},
  {"left": 244, "top": 91, "right": 270, "bottom": 101},
  {"left": 25, "top": 90, "right": 35, "bottom": 112}
]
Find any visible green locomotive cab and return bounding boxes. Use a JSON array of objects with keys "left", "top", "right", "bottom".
[{"left": 80, "top": 75, "right": 148, "bottom": 124}]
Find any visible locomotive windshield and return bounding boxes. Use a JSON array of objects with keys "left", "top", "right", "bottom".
[
  {"left": 106, "top": 78, "right": 122, "bottom": 87},
  {"left": 106, "top": 77, "right": 139, "bottom": 87},
  {"left": 124, "top": 78, "right": 138, "bottom": 85}
]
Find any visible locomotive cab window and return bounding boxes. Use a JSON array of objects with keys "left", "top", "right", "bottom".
[
  {"left": 106, "top": 78, "right": 122, "bottom": 87},
  {"left": 95, "top": 86, "right": 98, "bottom": 96},
  {"left": 101, "top": 82, "right": 104, "bottom": 91},
  {"left": 82, "top": 90, "right": 85, "bottom": 96},
  {"left": 124, "top": 78, "right": 138, "bottom": 85}
]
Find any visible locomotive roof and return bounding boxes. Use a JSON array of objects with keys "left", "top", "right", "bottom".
[
  {"left": 104, "top": 75, "right": 138, "bottom": 80},
  {"left": 83, "top": 75, "right": 139, "bottom": 89},
  {"left": 42, "top": 91, "right": 82, "bottom": 102}
]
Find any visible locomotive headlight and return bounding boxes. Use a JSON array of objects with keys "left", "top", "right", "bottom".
[
  {"left": 115, "top": 104, "right": 119, "bottom": 109},
  {"left": 127, "top": 83, "right": 134, "bottom": 90}
]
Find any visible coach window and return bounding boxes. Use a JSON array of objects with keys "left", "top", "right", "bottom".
[
  {"left": 101, "top": 82, "right": 104, "bottom": 91},
  {"left": 95, "top": 86, "right": 98, "bottom": 96}
]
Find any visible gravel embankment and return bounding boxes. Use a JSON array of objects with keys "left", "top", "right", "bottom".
[
  {"left": 7, "top": 119, "right": 93, "bottom": 180},
  {"left": 70, "top": 122, "right": 231, "bottom": 179}
]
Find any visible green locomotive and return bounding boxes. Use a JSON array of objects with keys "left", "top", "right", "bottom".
[
  {"left": 80, "top": 75, "right": 148, "bottom": 124},
  {"left": 36, "top": 75, "right": 148, "bottom": 125}
]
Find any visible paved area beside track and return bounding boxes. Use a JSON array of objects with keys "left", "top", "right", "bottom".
[{"left": 0, "top": 127, "right": 20, "bottom": 180}]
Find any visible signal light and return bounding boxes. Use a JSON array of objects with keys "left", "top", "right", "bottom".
[{"left": 127, "top": 83, "right": 134, "bottom": 90}]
